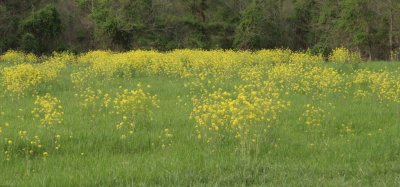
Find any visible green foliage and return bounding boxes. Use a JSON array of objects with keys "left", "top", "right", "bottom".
[
  {"left": 101, "top": 18, "right": 133, "bottom": 50},
  {"left": 19, "top": 33, "right": 39, "bottom": 53},
  {"left": 337, "top": 0, "right": 372, "bottom": 46},
  {"left": 234, "top": 0, "right": 281, "bottom": 49},
  {"left": 19, "top": 4, "right": 63, "bottom": 53},
  {"left": 90, "top": 0, "right": 154, "bottom": 50},
  {"left": 288, "top": 0, "right": 318, "bottom": 50},
  {"left": 234, "top": 0, "right": 264, "bottom": 49},
  {"left": 0, "top": 0, "right": 400, "bottom": 59},
  {"left": 21, "top": 5, "right": 63, "bottom": 40}
]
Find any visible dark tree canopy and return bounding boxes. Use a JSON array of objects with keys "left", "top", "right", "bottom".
[{"left": 0, "top": 0, "right": 399, "bottom": 60}]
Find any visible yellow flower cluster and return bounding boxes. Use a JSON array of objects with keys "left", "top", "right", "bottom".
[
  {"left": 2, "top": 125, "right": 61, "bottom": 160},
  {"left": 0, "top": 50, "right": 38, "bottom": 64},
  {"left": 1, "top": 54, "right": 66, "bottom": 95},
  {"left": 16, "top": 132, "right": 48, "bottom": 158},
  {"left": 70, "top": 69, "right": 91, "bottom": 90},
  {"left": 3, "top": 137, "right": 13, "bottom": 161},
  {"left": 49, "top": 52, "right": 76, "bottom": 64},
  {"left": 268, "top": 63, "right": 344, "bottom": 95},
  {"left": 353, "top": 69, "right": 400, "bottom": 103},
  {"left": 3, "top": 48, "right": 399, "bottom": 156},
  {"left": 78, "top": 87, "right": 111, "bottom": 110},
  {"left": 329, "top": 47, "right": 362, "bottom": 63},
  {"left": 77, "top": 50, "right": 113, "bottom": 64},
  {"left": 191, "top": 81, "right": 289, "bottom": 145},
  {"left": 302, "top": 104, "right": 326, "bottom": 127},
  {"left": 75, "top": 49, "right": 325, "bottom": 81},
  {"left": 113, "top": 85, "right": 159, "bottom": 139},
  {"left": 1, "top": 93, "right": 64, "bottom": 161},
  {"left": 159, "top": 128, "right": 173, "bottom": 149},
  {"left": 32, "top": 93, "right": 64, "bottom": 127},
  {"left": 37, "top": 53, "right": 68, "bottom": 81},
  {"left": 2, "top": 64, "right": 43, "bottom": 95}
]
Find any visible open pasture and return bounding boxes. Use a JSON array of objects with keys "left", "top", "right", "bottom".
[{"left": 0, "top": 49, "right": 400, "bottom": 186}]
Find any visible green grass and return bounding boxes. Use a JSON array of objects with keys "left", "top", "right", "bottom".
[{"left": 0, "top": 62, "right": 400, "bottom": 186}]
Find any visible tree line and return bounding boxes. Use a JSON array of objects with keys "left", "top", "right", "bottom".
[{"left": 1, "top": 0, "right": 399, "bottom": 60}]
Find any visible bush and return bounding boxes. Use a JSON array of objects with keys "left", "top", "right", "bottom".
[{"left": 20, "top": 33, "right": 39, "bottom": 53}]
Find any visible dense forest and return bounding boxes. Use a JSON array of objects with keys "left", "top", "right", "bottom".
[{"left": 1, "top": 0, "right": 399, "bottom": 60}]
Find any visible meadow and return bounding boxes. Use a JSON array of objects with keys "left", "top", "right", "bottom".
[{"left": 0, "top": 49, "right": 400, "bottom": 186}]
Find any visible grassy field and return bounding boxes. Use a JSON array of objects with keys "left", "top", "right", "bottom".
[{"left": 0, "top": 50, "right": 400, "bottom": 186}]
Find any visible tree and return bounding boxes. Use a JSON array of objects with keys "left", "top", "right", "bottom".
[
  {"left": 234, "top": 0, "right": 282, "bottom": 49},
  {"left": 20, "top": 4, "right": 63, "bottom": 53},
  {"left": 336, "top": 0, "right": 378, "bottom": 60}
]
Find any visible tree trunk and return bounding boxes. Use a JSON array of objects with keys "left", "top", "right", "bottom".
[
  {"left": 368, "top": 44, "right": 372, "bottom": 61},
  {"left": 389, "top": 0, "right": 394, "bottom": 61}
]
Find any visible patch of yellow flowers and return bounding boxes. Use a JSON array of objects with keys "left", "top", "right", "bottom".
[
  {"left": 191, "top": 81, "right": 289, "bottom": 146},
  {"left": 2, "top": 126, "right": 62, "bottom": 160},
  {"left": 0, "top": 50, "right": 38, "bottom": 64},
  {"left": 159, "top": 128, "right": 173, "bottom": 149},
  {"left": 113, "top": 85, "right": 159, "bottom": 139},
  {"left": 1, "top": 93, "right": 63, "bottom": 160},
  {"left": 77, "top": 87, "right": 111, "bottom": 111},
  {"left": 353, "top": 69, "right": 400, "bottom": 103},
  {"left": 302, "top": 104, "right": 326, "bottom": 127},
  {"left": 1, "top": 53, "right": 67, "bottom": 95},
  {"left": 329, "top": 47, "right": 361, "bottom": 63},
  {"left": 1, "top": 48, "right": 399, "bottom": 158},
  {"left": 32, "top": 93, "right": 64, "bottom": 127},
  {"left": 268, "top": 63, "right": 344, "bottom": 96},
  {"left": 2, "top": 64, "right": 44, "bottom": 95}
]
